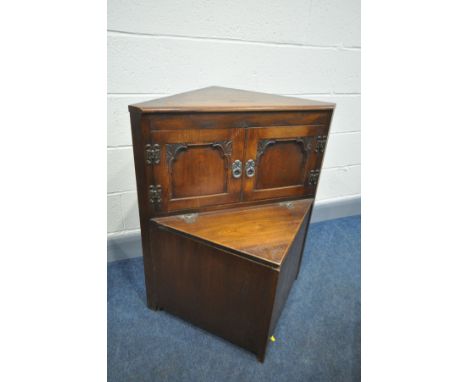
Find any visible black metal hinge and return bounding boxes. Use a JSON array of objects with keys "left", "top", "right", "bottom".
[
  {"left": 315, "top": 136, "right": 327, "bottom": 153},
  {"left": 145, "top": 144, "right": 161, "bottom": 165},
  {"left": 149, "top": 184, "right": 162, "bottom": 205},
  {"left": 308, "top": 169, "right": 320, "bottom": 186}
]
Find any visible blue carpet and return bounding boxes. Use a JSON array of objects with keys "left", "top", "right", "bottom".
[{"left": 108, "top": 215, "right": 361, "bottom": 382}]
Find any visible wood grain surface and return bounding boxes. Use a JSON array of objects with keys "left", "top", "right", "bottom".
[
  {"left": 153, "top": 198, "right": 313, "bottom": 267},
  {"left": 129, "top": 86, "right": 335, "bottom": 113}
]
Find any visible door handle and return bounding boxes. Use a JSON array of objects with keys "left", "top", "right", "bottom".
[
  {"left": 245, "top": 159, "right": 256, "bottom": 178},
  {"left": 232, "top": 160, "right": 242, "bottom": 179}
]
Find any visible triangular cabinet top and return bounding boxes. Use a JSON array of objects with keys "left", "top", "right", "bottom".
[{"left": 128, "top": 86, "right": 335, "bottom": 114}]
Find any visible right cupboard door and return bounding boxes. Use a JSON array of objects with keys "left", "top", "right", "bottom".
[{"left": 243, "top": 125, "right": 328, "bottom": 201}]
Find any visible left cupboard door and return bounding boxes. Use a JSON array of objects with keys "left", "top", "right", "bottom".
[{"left": 148, "top": 128, "right": 245, "bottom": 213}]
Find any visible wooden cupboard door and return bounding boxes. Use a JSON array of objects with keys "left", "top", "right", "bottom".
[
  {"left": 150, "top": 128, "right": 245, "bottom": 212},
  {"left": 243, "top": 125, "right": 328, "bottom": 201}
]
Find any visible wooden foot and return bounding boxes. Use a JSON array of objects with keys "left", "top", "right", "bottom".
[
  {"left": 147, "top": 298, "right": 163, "bottom": 311},
  {"left": 256, "top": 345, "right": 267, "bottom": 363}
]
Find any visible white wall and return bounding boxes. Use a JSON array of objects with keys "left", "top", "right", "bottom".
[{"left": 107, "top": 0, "right": 361, "bottom": 239}]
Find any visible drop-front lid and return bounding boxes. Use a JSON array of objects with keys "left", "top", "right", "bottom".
[
  {"left": 129, "top": 86, "right": 335, "bottom": 114},
  {"left": 151, "top": 198, "right": 313, "bottom": 268}
]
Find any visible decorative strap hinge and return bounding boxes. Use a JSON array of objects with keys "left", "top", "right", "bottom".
[
  {"left": 308, "top": 169, "right": 320, "bottom": 186},
  {"left": 315, "top": 136, "right": 327, "bottom": 153},
  {"left": 149, "top": 184, "right": 162, "bottom": 205},
  {"left": 145, "top": 144, "right": 161, "bottom": 165}
]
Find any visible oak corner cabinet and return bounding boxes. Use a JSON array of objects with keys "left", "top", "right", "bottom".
[{"left": 128, "top": 86, "right": 335, "bottom": 362}]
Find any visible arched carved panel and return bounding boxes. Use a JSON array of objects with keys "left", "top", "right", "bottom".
[
  {"left": 166, "top": 141, "right": 232, "bottom": 199},
  {"left": 254, "top": 137, "right": 315, "bottom": 190}
]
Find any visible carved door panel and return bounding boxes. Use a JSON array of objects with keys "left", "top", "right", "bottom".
[
  {"left": 243, "top": 125, "right": 328, "bottom": 201},
  {"left": 150, "top": 128, "right": 245, "bottom": 212}
]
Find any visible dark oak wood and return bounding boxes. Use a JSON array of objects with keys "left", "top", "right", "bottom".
[
  {"left": 146, "top": 110, "right": 331, "bottom": 131},
  {"left": 129, "top": 86, "right": 335, "bottom": 113},
  {"left": 243, "top": 124, "right": 328, "bottom": 201},
  {"left": 269, "top": 205, "right": 311, "bottom": 334},
  {"left": 128, "top": 86, "right": 335, "bottom": 361},
  {"left": 129, "top": 111, "right": 158, "bottom": 309},
  {"left": 154, "top": 198, "right": 313, "bottom": 268},
  {"left": 150, "top": 225, "right": 277, "bottom": 362},
  {"left": 150, "top": 199, "right": 313, "bottom": 361},
  {"left": 149, "top": 128, "right": 245, "bottom": 212}
]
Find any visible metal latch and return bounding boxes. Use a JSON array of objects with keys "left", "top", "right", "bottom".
[
  {"left": 178, "top": 213, "right": 198, "bottom": 223},
  {"left": 315, "top": 136, "right": 327, "bottom": 153},
  {"left": 308, "top": 169, "right": 320, "bottom": 186},
  {"left": 279, "top": 201, "right": 294, "bottom": 209},
  {"left": 149, "top": 184, "right": 162, "bottom": 205},
  {"left": 145, "top": 144, "right": 161, "bottom": 165}
]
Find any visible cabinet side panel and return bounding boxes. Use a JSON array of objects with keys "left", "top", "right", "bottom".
[
  {"left": 151, "top": 224, "right": 278, "bottom": 358},
  {"left": 269, "top": 205, "right": 311, "bottom": 334},
  {"left": 129, "top": 112, "right": 157, "bottom": 308}
]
